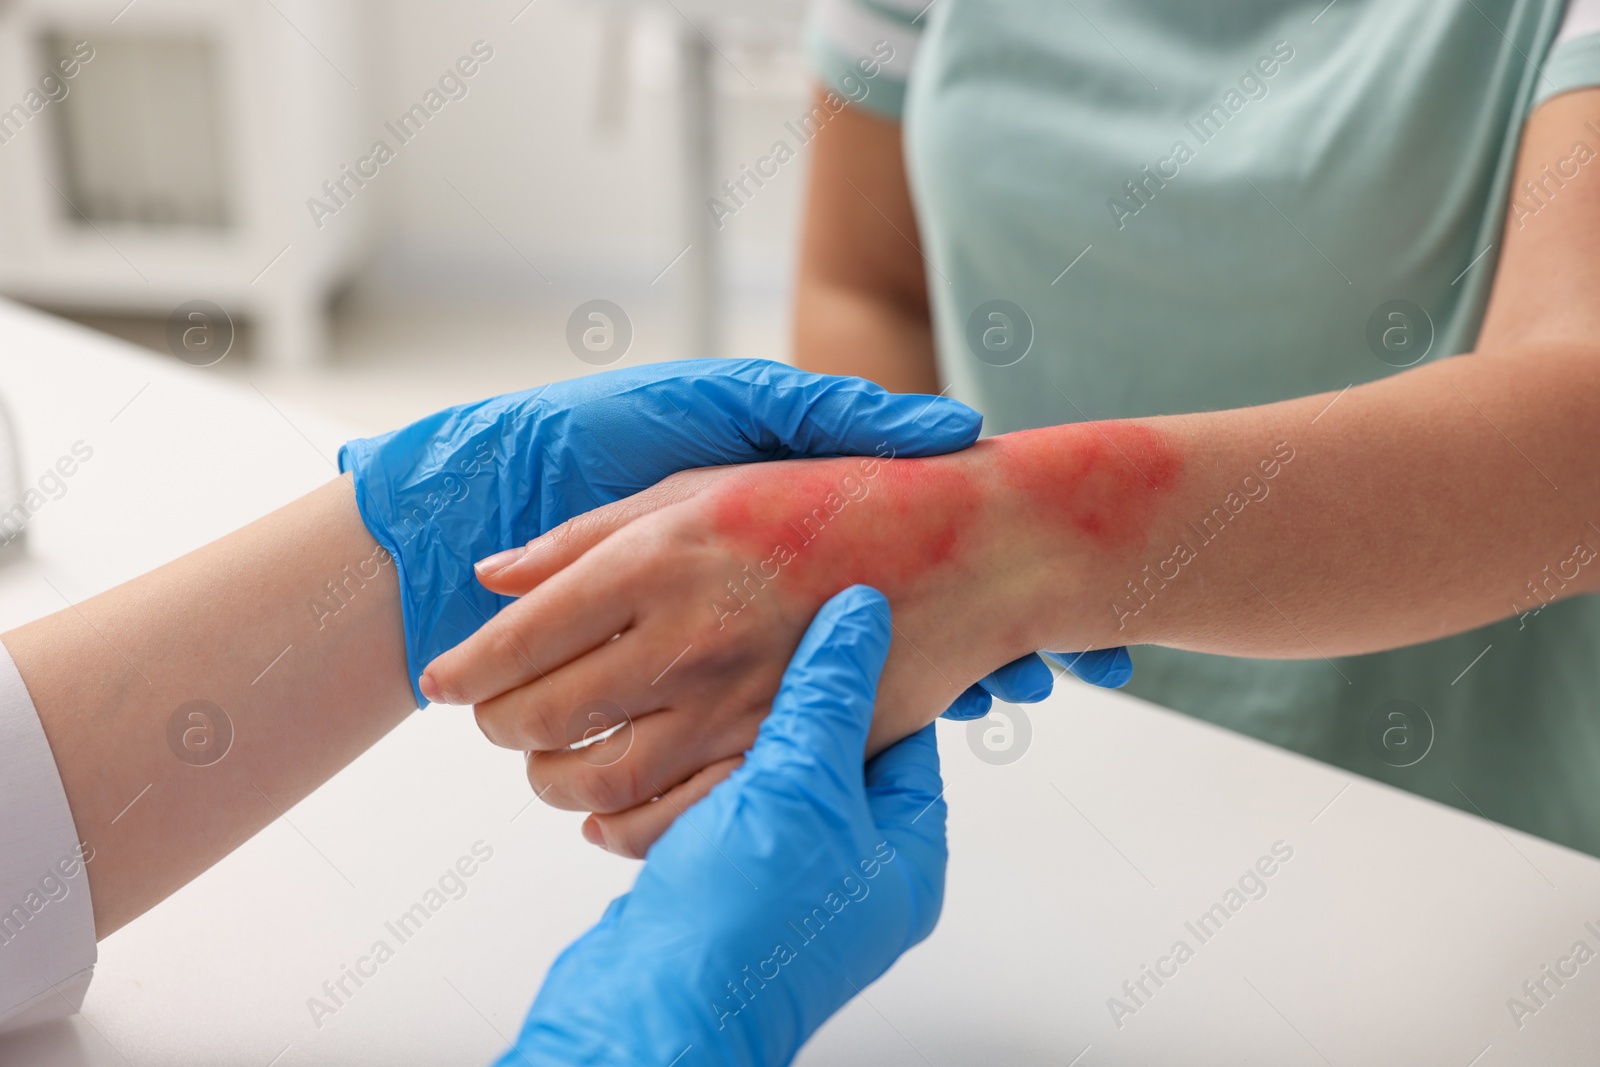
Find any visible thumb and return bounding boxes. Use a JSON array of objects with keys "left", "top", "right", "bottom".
[
  {"left": 864, "top": 724, "right": 945, "bottom": 838},
  {"left": 745, "top": 585, "right": 892, "bottom": 786},
  {"left": 864, "top": 724, "right": 947, "bottom": 947}
]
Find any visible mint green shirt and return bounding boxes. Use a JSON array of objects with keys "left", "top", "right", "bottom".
[{"left": 812, "top": 0, "right": 1600, "bottom": 855}]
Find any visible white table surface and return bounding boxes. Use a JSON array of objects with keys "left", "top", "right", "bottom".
[{"left": 0, "top": 297, "right": 1597, "bottom": 1066}]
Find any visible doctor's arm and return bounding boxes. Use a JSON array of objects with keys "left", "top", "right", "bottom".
[
  {"left": 2, "top": 362, "right": 982, "bottom": 937},
  {"left": 4, "top": 475, "right": 411, "bottom": 938}
]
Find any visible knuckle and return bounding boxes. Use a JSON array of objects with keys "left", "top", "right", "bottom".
[
  {"left": 524, "top": 755, "right": 551, "bottom": 798},
  {"left": 481, "top": 620, "right": 532, "bottom": 676},
  {"left": 475, "top": 689, "right": 562, "bottom": 751},
  {"left": 544, "top": 515, "right": 583, "bottom": 553},
  {"left": 472, "top": 702, "right": 520, "bottom": 750},
  {"left": 525, "top": 754, "right": 582, "bottom": 812},
  {"left": 520, "top": 707, "right": 567, "bottom": 752},
  {"left": 608, "top": 823, "right": 652, "bottom": 860},
  {"left": 573, "top": 760, "right": 637, "bottom": 814}
]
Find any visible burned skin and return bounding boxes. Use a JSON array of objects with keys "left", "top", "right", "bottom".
[{"left": 705, "top": 423, "right": 1186, "bottom": 628}]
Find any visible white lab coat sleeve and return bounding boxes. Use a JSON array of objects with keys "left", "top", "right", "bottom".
[{"left": 0, "top": 638, "right": 96, "bottom": 1033}]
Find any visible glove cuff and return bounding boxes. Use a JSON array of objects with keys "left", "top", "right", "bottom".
[{"left": 339, "top": 403, "right": 529, "bottom": 705}]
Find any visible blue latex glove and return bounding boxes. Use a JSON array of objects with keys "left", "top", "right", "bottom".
[
  {"left": 498, "top": 587, "right": 946, "bottom": 1067},
  {"left": 337, "top": 359, "right": 982, "bottom": 706},
  {"left": 940, "top": 647, "right": 1134, "bottom": 721}
]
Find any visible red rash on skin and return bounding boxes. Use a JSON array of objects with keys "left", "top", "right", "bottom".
[
  {"left": 989, "top": 421, "right": 1184, "bottom": 554},
  {"left": 709, "top": 457, "right": 979, "bottom": 602},
  {"left": 706, "top": 420, "right": 1183, "bottom": 609}
]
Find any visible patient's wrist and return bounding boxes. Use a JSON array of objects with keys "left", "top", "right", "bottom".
[{"left": 971, "top": 420, "right": 1188, "bottom": 652}]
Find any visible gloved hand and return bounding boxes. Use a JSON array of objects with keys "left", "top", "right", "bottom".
[
  {"left": 497, "top": 587, "right": 946, "bottom": 1067},
  {"left": 338, "top": 359, "right": 984, "bottom": 705},
  {"left": 940, "top": 647, "right": 1134, "bottom": 721}
]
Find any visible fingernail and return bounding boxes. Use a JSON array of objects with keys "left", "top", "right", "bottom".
[
  {"left": 475, "top": 544, "right": 526, "bottom": 576},
  {"left": 581, "top": 818, "right": 608, "bottom": 851},
  {"left": 419, "top": 672, "right": 449, "bottom": 705}
]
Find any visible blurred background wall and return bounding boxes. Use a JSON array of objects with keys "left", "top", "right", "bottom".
[{"left": 0, "top": 0, "right": 817, "bottom": 431}]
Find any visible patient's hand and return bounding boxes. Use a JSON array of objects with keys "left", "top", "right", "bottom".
[{"left": 423, "top": 426, "right": 1176, "bottom": 856}]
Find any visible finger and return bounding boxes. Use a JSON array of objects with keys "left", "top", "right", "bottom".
[
  {"left": 526, "top": 359, "right": 978, "bottom": 473},
  {"left": 549, "top": 589, "right": 890, "bottom": 818},
  {"left": 1044, "top": 647, "right": 1134, "bottom": 689},
  {"left": 580, "top": 588, "right": 889, "bottom": 862},
  {"left": 938, "top": 684, "right": 993, "bottom": 722},
  {"left": 583, "top": 757, "right": 743, "bottom": 859},
  {"left": 471, "top": 627, "right": 674, "bottom": 751},
  {"left": 527, "top": 706, "right": 758, "bottom": 814},
  {"left": 976, "top": 652, "right": 1055, "bottom": 703},
  {"left": 421, "top": 552, "right": 638, "bottom": 707},
  {"left": 743, "top": 585, "right": 892, "bottom": 784},
  {"left": 864, "top": 724, "right": 945, "bottom": 836},
  {"left": 716, "top": 363, "right": 981, "bottom": 459},
  {"left": 865, "top": 724, "right": 947, "bottom": 945},
  {"left": 474, "top": 503, "right": 631, "bottom": 597},
  {"left": 477, "top": 469, "right": 727, "bottom": 596}
]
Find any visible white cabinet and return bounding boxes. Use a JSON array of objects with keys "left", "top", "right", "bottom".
[{"left": 0, "top": 0, "right": 367, "bottom": 365}]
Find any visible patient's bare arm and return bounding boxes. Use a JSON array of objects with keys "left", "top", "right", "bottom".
[{"left": 428, "top": 341, "right": 1600, "bottom": 857}]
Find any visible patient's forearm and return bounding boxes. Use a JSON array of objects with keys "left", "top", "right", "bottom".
[
  {"left": 1005, "top": 343, "right": 1600, "bottom": 659},
  {"left": 4, "top": 475, "right": 414, "bottom": 937}
]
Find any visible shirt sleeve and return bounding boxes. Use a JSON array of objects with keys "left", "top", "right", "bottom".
[
  {"left": 1536, "top": 0, "right": 1600, "bottom": 105},
  {"left": 806, "top": 0, "right": 925, "bottom": 119},
  {"left": 0, "top": 638, "right": 96, "bottom": 1034}
]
